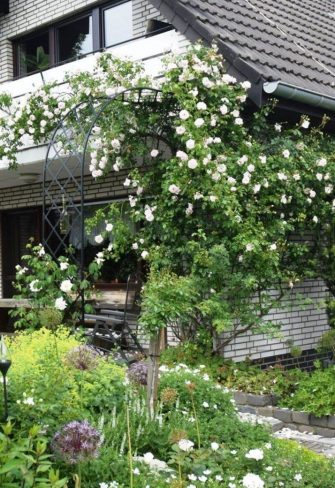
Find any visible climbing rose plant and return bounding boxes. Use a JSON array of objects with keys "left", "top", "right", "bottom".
[{"left": 1, "top": 43, "right": 334, "bottom": 347}]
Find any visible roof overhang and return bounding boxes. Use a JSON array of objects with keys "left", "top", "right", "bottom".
[{"left": 0, "top": 0, "right": 9, "bottom": 15}]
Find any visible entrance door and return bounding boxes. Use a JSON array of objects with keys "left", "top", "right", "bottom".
[{"left": 1, "top": 208, "right": 41, "bottom": 298}]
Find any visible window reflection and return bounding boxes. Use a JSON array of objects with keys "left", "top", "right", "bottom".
[
  {"left": 104, "top": 2, "right": 133, "bottom": 47},
  {"left": 58, "top": 15, "right": 93, "bottom": 62}
]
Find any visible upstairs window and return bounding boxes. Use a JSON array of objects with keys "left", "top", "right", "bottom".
[
  {"left": 14, "top": 1, "right": 134, "bottom": 78},
  {"left": 103, "top": 2, "right": 133, "bottom": 48},
  {"left": 57, "top": 15, "right": 93, "bottom": 62},
  {"left": 17, "top": 31, "right": 50, "bottom": 76},
  {"left": 13, "top": 1, "right": 171, "bottom": 78}
]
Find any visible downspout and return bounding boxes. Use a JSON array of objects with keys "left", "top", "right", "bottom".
[{"left": 263, "top": 81, "right": 335, "bottom": 113}]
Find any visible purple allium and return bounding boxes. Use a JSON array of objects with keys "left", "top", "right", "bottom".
[
  {"left": 66, "top": 345, "right": 100, "bottom": 371},
  {"left": 52, "top": 420, "right": 102, "bottom": 464},
  {"left": 127, "top": 361, "right": 148, "bottom": 385}
]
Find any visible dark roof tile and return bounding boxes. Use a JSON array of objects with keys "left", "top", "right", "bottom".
[{"left": 149, "top": 0, "right": 335, "bottom": 97}]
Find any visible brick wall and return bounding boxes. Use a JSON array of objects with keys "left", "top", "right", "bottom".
[
  {"left": 221, "top": 279, "right": 330, "bottom": 361},
  {"left": 0, "top": 0, "right": 165, "bottom": 83}
]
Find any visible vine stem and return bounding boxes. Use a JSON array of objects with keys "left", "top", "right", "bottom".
[{"left": 126, "top": 405, "right": 134, "bottom": 488}]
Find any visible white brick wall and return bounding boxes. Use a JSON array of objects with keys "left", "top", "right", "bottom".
[{"left": 221, "top": 279, "right": 330, "bottom": 361}]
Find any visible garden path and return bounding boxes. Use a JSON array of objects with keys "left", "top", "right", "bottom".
[{"left": 238, "top": 411, "right": 335, "bottom": 457}]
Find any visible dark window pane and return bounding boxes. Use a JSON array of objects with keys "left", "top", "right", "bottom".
[
  {"left": 104, "top": 2, "right": 133, "bottom": 47},
  {"left": 58, "top": 15, "right": 93, "bottom": 62},
  {"left": 17, "top": 32, "right": 49, "bottom": 76}
]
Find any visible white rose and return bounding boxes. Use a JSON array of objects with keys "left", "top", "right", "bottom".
[
  {"left": 60, "top": 280, "right": 73, "bottom": 293},
  {"left": 234, "top": 117, "right": 243, "bottom": 125},
  {"left": 141, "top": 250, "right": 149, "bottom": 259},
  {"left": 220, "top": 104, "right": 228, "bottom": 115},
  {"left": 55, "top": 297, "right": 67, "bottom": 311},
  {"left": 211, "top": 442, "right": 220, "bottom": 451},
  {"left": 282, "top": 149, "right": 290, "bottom": 158},
  {"left": 196, "top": 101, "right": 207, "bottom": 110},
  {"left": 95, "top": 234, "right": 104, "bottom": 244},
  {"left": 186, "top": 139, "right": 195, "bottom": 149},
  {"left": 188, "top": 159, "right": 198, "bottom": 169},
  {"left": 194, "top": 117, "right": 204, "bottom": 127},
  {"left": 301, "top": 120, "right": 310, "bottom": 129},
  {"left": 150, "top": 149, "right": 159, "bottom": 158},
  {"left": 176, "top": 126, "right": 186, "bottom": 135},
  {"left": 246, "top": 243, "right": 254, "bottom": 252},
  {"left": 176, "top": 150, "right": 188, "bottom": 161},
  {"left": 29, "top": 280, "right": 42, "bottom": 292},
  {"left": 168, "top": 184, "right": 181, "bottom": 195},
  {"left": 179, "top": 109, "right": 190, "bottom": 120},
  {"left": 105, "top": 223, "right": 113, "bottom": 232}
]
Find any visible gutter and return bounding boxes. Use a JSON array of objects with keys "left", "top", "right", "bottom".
[{"left": 263, "top": 81, "right": 335, "bottom": 113}]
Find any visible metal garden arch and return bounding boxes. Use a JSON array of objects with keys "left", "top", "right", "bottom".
[{"left": 43, "top": 86, "right": 172, "bottom": 317}]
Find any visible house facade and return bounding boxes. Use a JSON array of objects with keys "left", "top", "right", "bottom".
[{"left": 0, "top": 0, "right": 333, "bottom": 364}]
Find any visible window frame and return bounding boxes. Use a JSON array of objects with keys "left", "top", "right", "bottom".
[{"left": 13, "top": 0, "right": 132, "bottom": 78}]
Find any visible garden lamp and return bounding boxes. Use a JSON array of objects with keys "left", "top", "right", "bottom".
[{"left": 0, "top": 336, "right": 11, "bottom": 420}]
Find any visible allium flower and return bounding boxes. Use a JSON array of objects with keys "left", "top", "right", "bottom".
[
  {"left": 242, "top": 473, "right": 264, "bottom": 488},
  {"left": 128, "top": 361, "right": 148, "bottom": 385},
  {"left": 178, "top": 439, "right": 194, "bottom": 452},
  {"left": 55, "top": 297, "right": 67, "bottom": 311},
  {"left": 52, "top": 420, "right": 102, "bottom": 464},
  {"left": 245, "top": 448, "right": 264, "bottom": 460},
  {"left": 66, "top": 345, "right": 100, "bottom": 371}
]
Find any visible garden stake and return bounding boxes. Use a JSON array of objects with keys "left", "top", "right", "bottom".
[
  {"left": 0, "top": 359, "right": 11, "bottom": 421},
  {"left": 126, "top": 405, "right": 134, "bottom": 488}
]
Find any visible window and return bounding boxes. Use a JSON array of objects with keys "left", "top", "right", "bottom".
[
  {"left": 14, "top": 1, "right": 134, "bottom": 78},
  {"left": 17, "top": 31, "right": 50, "bottom": 76},
  {"left": 57, "top": 15, "right": 93, "bottom": 62},
  {"left": 103, "top": 2, "right": 132, "bottom": 48}
]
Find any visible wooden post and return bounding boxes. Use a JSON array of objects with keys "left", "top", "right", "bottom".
[{"left": 147, "top": 327, "right": 165, "bottom": 416}]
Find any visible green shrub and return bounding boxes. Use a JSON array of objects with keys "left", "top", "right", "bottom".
[{"left": 3, "top": 328, "right": 126, "bottom": 433}]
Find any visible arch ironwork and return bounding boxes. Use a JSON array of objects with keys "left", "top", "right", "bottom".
[{"left": 43, "top": 86, "right": 174, "bottom": 318}]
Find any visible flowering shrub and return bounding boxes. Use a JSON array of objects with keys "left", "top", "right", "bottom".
[{"left": 10, "top": 241, "right": 112, "bottom": 329}]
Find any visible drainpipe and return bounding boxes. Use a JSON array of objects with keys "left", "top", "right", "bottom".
[{"left": 263, "top": 81, "right": 335, "bottom": 113}]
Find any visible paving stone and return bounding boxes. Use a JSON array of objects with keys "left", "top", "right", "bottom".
[
  {"left": 272, "top": 408, "right": 292, "bottom": 423},
  {"left": 314, "top": 427, "right": 335, "bottom": 438},
  {"left": 292, "top": 411, "right": 310, "bottom": 425},
  {"left": 238, "top": 405, "right": 256, "bottom": 414},
  {"left": 233, "top": 391, "right": 247, "bottom": 405},
  {"left": 297, "top": 424, "right": 315, "bottom": 434},
  {"left": 245, "top": 393, "right": 273, "bottom": 407},
  {"left": 257, "top": 406, "right": 274, "bottom": 417}
]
